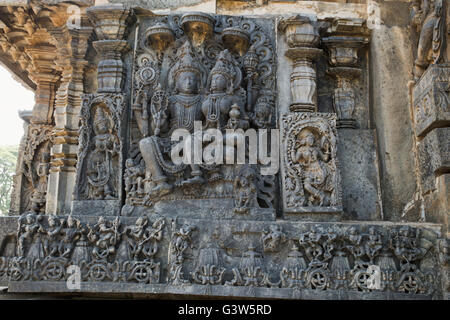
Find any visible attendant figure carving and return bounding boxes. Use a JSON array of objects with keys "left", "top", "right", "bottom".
[
  {"left": 234, "top": 165, "right": 258, "bottom": 214},
  {"left": 42, "top": 215, "right": 62, "bottom": 258},
  {"left": 202, "top": 49, "right": 246, "bottom": 130}
]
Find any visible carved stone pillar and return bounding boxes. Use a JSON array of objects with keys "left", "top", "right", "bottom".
[
  {"left": 279, "top": 16, "right": 322, "bottom": 113},
  {"left": 87, "top": 4, "right": 132, "bottom": 93},
  {"left": 46, "top": 25, "right": 93, "bottom": 215},
  {"left": 323, "top": 19, "right": 369, "bottom": 129},
  {"left": 413, "top": 64, "right": 450, "bottom": 230}
]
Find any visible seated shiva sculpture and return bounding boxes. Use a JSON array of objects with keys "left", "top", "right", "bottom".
[{"left": 139, "top": 41, "right": 207, "bottom": 197}]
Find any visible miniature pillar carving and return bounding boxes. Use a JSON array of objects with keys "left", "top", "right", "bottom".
[{"left": 323, "top": 19, "right": 369, "bottom": 128}]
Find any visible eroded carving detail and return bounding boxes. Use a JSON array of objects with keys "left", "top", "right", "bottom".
[
  {"left": 0, "top": 217, "right": 441, "bottom": 297},
  {"left": 10, "top": 214, "right": 166, "bottom": 285},
  {"left": 412, "top": 0, "right": 447, "bottom": 80},
  {"left": 19, "top": 125, "right": 53, "bottom": 213},
  {"left": 168, "top": 222, "right": 196, "bottom": 285}
]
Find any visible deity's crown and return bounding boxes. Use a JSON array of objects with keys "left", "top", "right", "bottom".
[
  {"left": 172, "top": 41, "right": 202, "bottom": 78},
  {"left": 210, "top": 49, "right": 236, "bottom": 81}
]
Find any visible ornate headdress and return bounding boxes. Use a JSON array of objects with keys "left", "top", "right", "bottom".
[{"left": 172, "top": 41, "right": 202, "bottom": 79}]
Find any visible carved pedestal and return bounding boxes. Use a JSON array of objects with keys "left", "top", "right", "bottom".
[{"left": 0, "top": 215, "right": 442, "bottom": 299}]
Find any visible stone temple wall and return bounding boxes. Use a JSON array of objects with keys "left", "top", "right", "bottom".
[{"left": 0, "top": 0, "right": 447, "bottom": 299}]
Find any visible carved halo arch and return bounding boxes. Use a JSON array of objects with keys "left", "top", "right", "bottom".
[{"left": 283, "top": 113, "right": 340, "bottom": 207}]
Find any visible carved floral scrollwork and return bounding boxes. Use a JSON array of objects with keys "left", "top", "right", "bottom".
[{"left": 20, "top": 125, "right": 53, "bottom": 213}]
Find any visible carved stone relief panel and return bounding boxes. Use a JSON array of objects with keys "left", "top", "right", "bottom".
[
  {"left": 280, "top": 113, "right": 342, "bottom": 219},
  {"left": 121, "top": 13, "right": 278, "bottom": 219},
  {"left": 411, "top": 0, "right": 447, "bottom": 80}
]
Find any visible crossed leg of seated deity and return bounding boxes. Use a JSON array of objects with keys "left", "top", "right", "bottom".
[{"left": 139, "top": 137, "right": 173, "bottom": 197}]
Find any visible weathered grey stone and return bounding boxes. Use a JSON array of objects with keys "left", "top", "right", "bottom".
[
  {"left": 370, "top": 22, "right": 418, "bottom": 222},
  {"left": 109, "top": 0, "right": 208, "bottom": 11},
  {"left": 122, "top": 200, "right": 276, "bottom": 221},
  {"left": 0, "top": 214, "right": 443, "bottom": 298},
  {"left": 72, "top": 200, "right": 122, "bottom": 216}
]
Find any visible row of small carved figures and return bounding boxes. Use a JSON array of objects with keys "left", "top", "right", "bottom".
[
  {"left": 14, "top": 214, "right": 434, "bottom": 272},
  {"left": 0, "top": 256, "right": 437, "bottom": 295}
]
